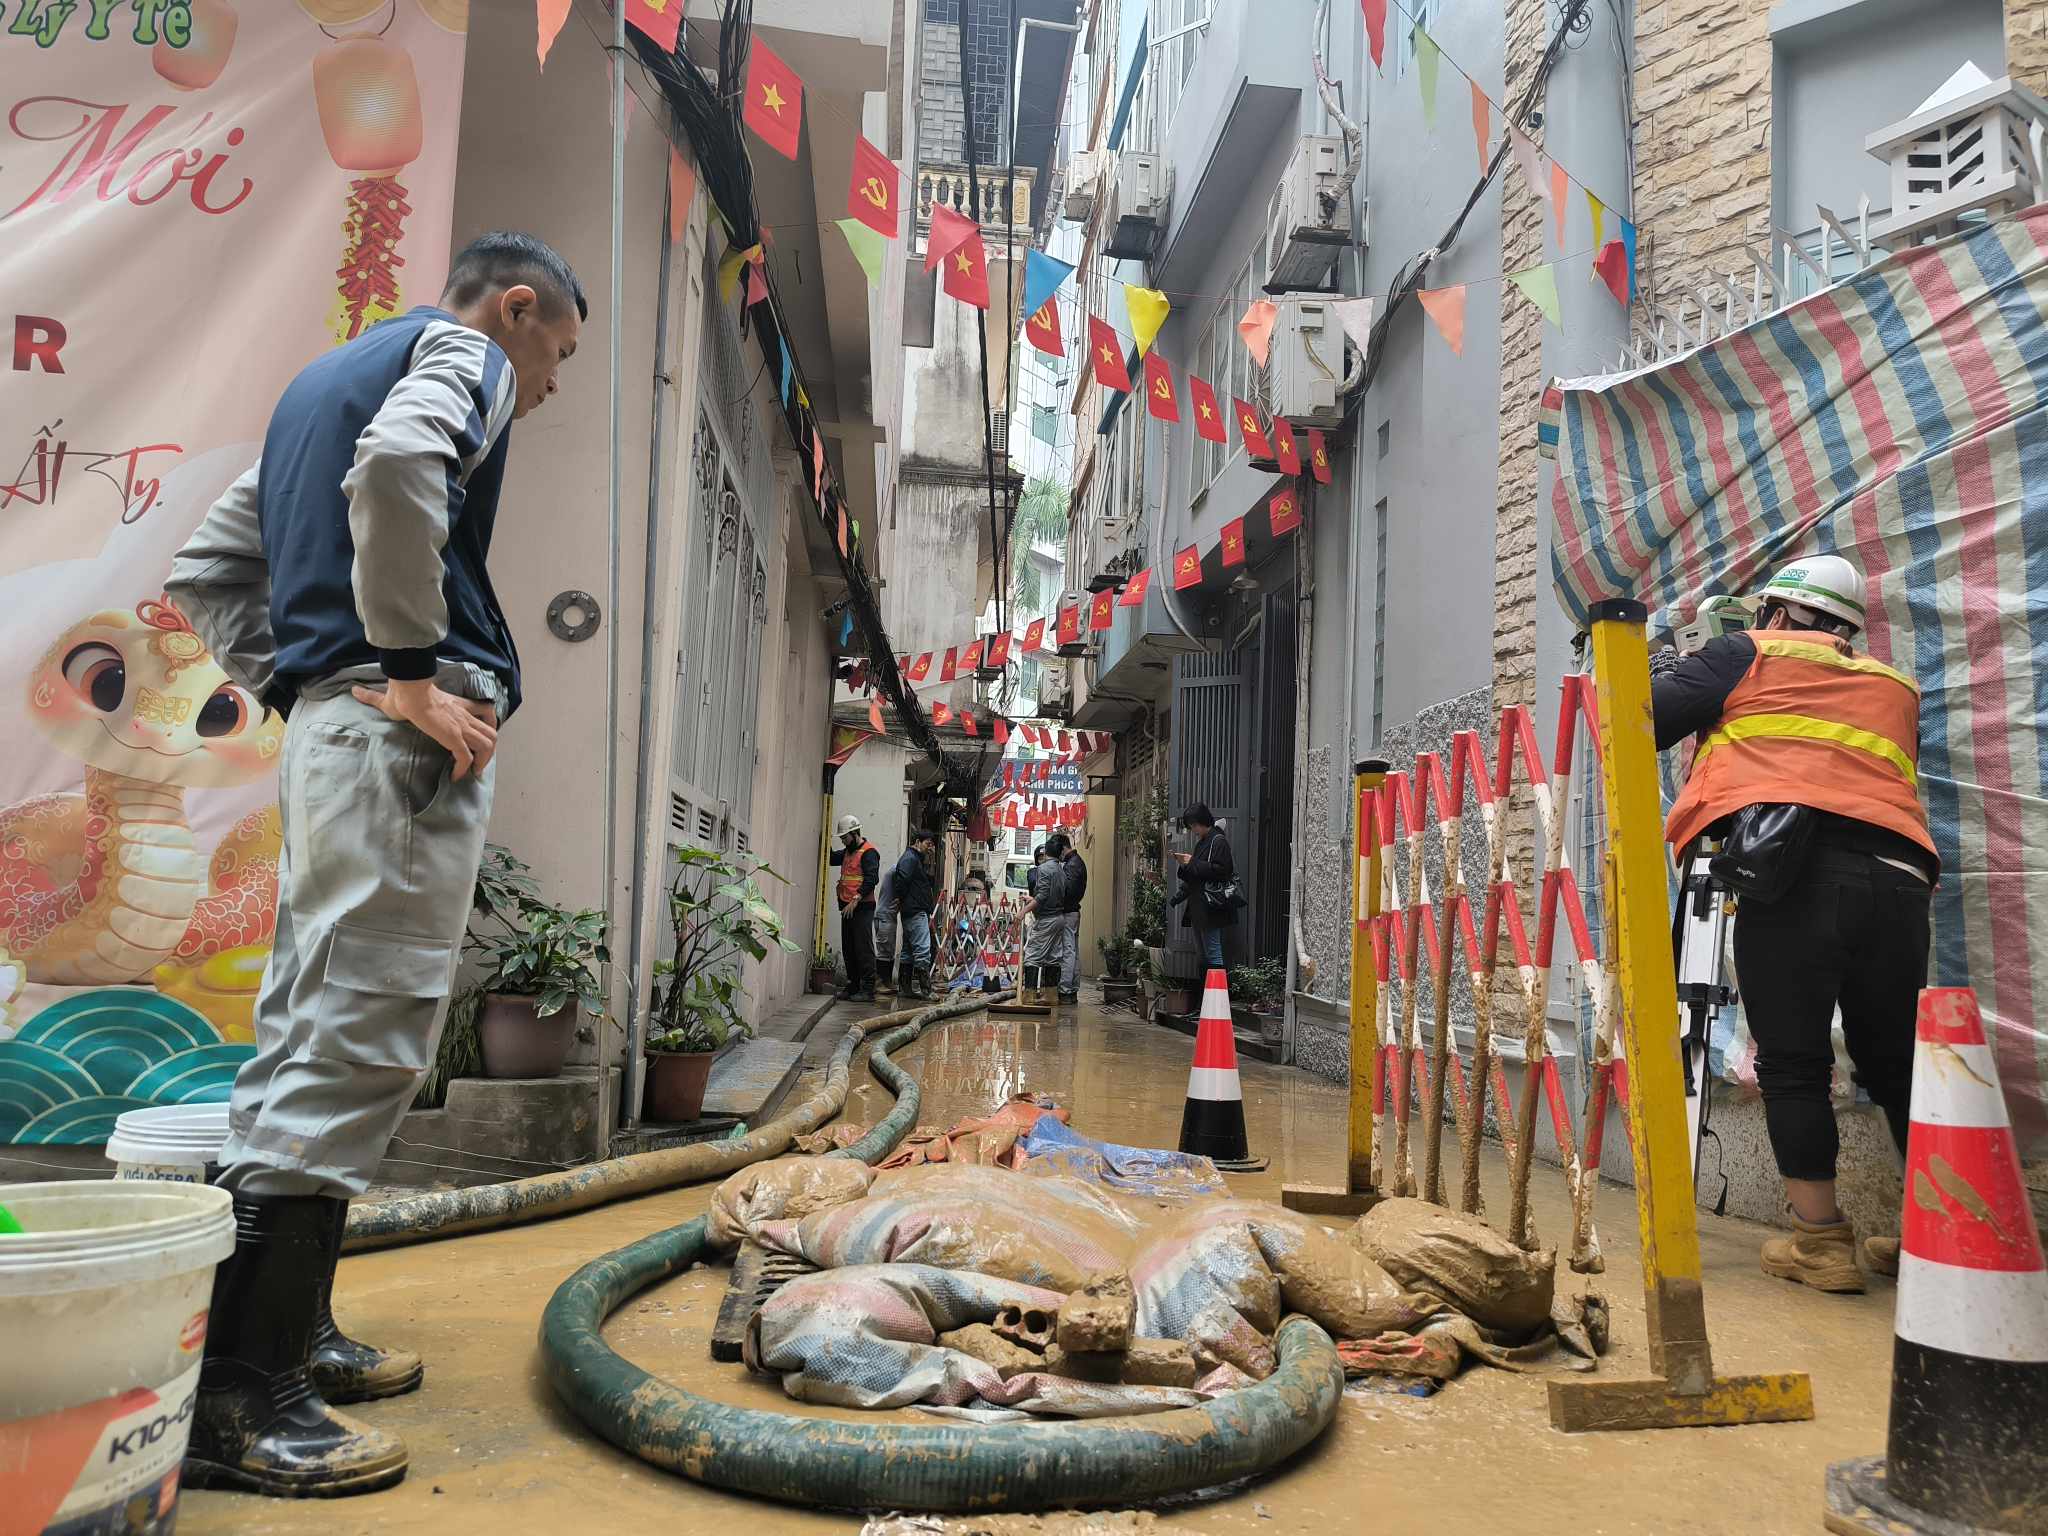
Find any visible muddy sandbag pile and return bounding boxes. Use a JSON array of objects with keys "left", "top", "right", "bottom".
[{"left": 708, "top": 1159, "right": 1606, "bottom": 1417}]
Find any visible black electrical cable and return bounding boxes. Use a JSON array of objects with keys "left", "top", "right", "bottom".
[
  {"left": 627, "top": 3, "right": 972, "bottom": 796},
  {"left": 959, "top": 0, "right": 1009, "bottom": 660}
]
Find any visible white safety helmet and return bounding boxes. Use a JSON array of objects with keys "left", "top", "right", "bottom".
[
  {"left": 1757, "top": 554, "right": 1865, "bottom": 635},
  {"left": 834, "top": 813, "right": 862, "bottom": 839}
]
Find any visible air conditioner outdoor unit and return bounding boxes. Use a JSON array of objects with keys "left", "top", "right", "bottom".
[
  {"left": 1264, "top": 136, "right": 1355, "bottom": 292},
  {"left": 1103, "top": 151, "right": 1169, "bottom": 261},
  {"left": 1063, "top": 149, "right": 1104, "bottom": 223},
  {"left": 1267, "top": 292, "right": 1348, "bottom": 427},
  {"left": 1038, "top": 678, "right": 1073, "bottom": 719}
]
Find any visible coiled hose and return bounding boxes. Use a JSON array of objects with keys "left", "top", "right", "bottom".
[
  {"left": 345, "top": 997, "right": 939, "bottom": 1253},
  {"left": 537, "top": 993, "right": 1347, "bottom": 1513}
]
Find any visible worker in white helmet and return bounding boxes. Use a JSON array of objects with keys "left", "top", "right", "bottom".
[
  {"left": 1651, "top": 553, "right": 1936, "bottom": 1294},
  {"left": 827, "top": 812, "right": 880, "bottom": 1001}
]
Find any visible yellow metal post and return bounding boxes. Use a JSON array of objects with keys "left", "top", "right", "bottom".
[
  {"left": 1548, "top": 601, "right": 1812, "bottom": 1432},
  {"left": 1284, "top": 758, "right": 1387, "bottom": 1217}
]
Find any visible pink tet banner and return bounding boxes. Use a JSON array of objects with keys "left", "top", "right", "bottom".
[{"left": 0, "top": 0, "right": 468, "bottom": 1146}]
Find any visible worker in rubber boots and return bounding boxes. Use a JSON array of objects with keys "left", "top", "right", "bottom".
[
  {"left": 829, "top": 813, "right": 881, "bottom": 1001},
  {"left": 163, "top": 232, "right": 585, "bottom": 1496},
  {"left": 891, "top": 828, "right": 940, "bottom": 998},
  {"left": 1651, "top": 555, "right": 1936, "bottom": 1295}
]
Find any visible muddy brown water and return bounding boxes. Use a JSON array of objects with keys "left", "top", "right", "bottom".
[{"left": 180, "top": 1005, "right": 1897, "bottom": 1536}]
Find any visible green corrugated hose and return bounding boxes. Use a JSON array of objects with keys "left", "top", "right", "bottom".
[{"left": 537, "top": 995, "right": 1346, "bottom": 1514}]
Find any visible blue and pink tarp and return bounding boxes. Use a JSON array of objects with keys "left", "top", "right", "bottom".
[{"left": 1549, "top": 206, "right": 2048, "bottom": 1151}]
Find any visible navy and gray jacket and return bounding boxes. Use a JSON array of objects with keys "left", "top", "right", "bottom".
[
  {"left": 168, "top": 306, "right": 523, "bottom": 717},
  {"left": 892, "top": 849, "right": 938, "bottom": 917}
]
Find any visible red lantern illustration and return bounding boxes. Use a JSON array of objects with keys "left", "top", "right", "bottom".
[
  {"left": 312, "top": 33, "right": 424, "bottom": 341},
  {"left": 153, "top": 0, "right": 239, "bottom": 91}
]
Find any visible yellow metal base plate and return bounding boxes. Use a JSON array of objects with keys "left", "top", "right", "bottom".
[
  {"left": 1279, "top": 1184, "right": 1383, "bottom": 1218},
  {"left": 1548, "top": 1371, "right": 1814, "bottom": 1433}
]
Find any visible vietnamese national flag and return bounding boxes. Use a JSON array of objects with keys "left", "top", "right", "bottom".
[
  {"left": 1234, "top": 398, "right": 1272, "bottom": 458},
  {"left": 985, "top": 630, "right": 1011, "bottom": 668},
  {"left": 1118, "top": 567, "right": 1152, "bottom": 607},
  {"left": 1057, "top": 603, "right": 1081, "bottom": 646},
  {"left": 1142, "top": 351, "right": 1180, "bottom": 423},
  {"left": 625, "top": 0, "right": 683, "bottom": 52},
  {"left": 743, "top": 38, "right": 804, "bottom": 160},
  {"left": 1058, "top": 730, "right": 1072, "bottom": 753},
  {"left": 1268, "top": 483, "right": 1302, "bottom": 535},
  {"left": 1087, "top": 315, "right": 1131, "bottom": 391},
  {"left": 868, "top": 696, "right": 886, "bottom": 733},
  {"left": 962, "top": 710, "right": 979, "bottom": 736},
  {"left": 994, "top": 716, "right": 1010, "bottom": 745},
  {"left": 933, "top": 702, "right": 952, "bottom": 727},
  {"left": 940, "top": 646, "right": 959, "bottom": 682},
  {"left": 1023, "top": 616, "right": 1046, "bottom": 652},
  {"left": 943, "top": 232, "right": 992, "bottom": 308},
  {"left": 1189, "top": 374, "right": 1226, "bottom": 444},
  {"left": 1220, "top": 516, "right": 1247, "bottom": 567},
  {"left": 909, "top": 652, "right": 933, "bottom": 683},
  {"left": 962, "top": 638, "right": 984, "bottom": 671},
  {"left": 1272, "top": 417, "right": 1302, "bottom": 475},
  {"left": 1173, "top": 544, "right": 1203, "bottom": 590},
  {"left": 1089, "top": 589, "right": 1115, "bottom": 631},
  {"left": 1308, "top": 428, "right": 1333, "bottom": 483},
  {"left": 1004, "top": 762, "right": 1016, "bottom": 787},
  {"left": 847, "top": 134, "right": 900, "bottom": 238},
  {"left": 1025, "top": 299, "right": 1064, "bottom": 357}
]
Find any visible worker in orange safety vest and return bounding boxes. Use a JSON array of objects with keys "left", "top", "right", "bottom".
[
  {"left": 828, "top": 813, "right": 881, "bottom": 1001},
  {"left": 1651, "top": 554, "right": 1936, "bottom": 1297}
]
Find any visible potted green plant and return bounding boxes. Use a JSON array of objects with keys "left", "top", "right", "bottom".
[
  {"left": 1127, "top": 868, "right": 1169, "bottom": 980},
  {"left": 808, "top": 947, "right": 840, "bottom": 996},
  {"left": 1097, "top": 932, "right": 1139, "bottom": 1006},
  {"left": 1230, "top": 955, "right": 1289, "bottom": 1043},
  {"left": 467, "top": 845, "right": 608, "bottom": 1080},
  {"left": 644, "top": 843, "right": 801, "bottom": 1122}
]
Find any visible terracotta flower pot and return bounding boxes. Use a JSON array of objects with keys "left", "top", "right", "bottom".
[
  {"left": 808, "top": 963, "right": 838, "bottom": 994},
  {"left": 645, "top": 1050, "right": 716, "bottom": 1123},
  {"left": 477, "top": 994, "right": 576, "bottom": 1080}
]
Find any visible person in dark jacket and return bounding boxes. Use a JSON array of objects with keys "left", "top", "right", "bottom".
[
  {"left": 1173, "top": 803, "right": 1236, "bottom": 971},
  {"left": 1022, "top": 844, "right": 1067, "bottom": 984},
  {"left": 892, "top": 830, "right": 940, "bottom": 997},
  {"left": 1049, "top": 834, "right": 1087, "bottom": 1003}
]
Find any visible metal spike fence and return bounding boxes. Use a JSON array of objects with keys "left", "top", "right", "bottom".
[{"left": 1366, "top": 674, "right": 1633, "bottom": 1274}]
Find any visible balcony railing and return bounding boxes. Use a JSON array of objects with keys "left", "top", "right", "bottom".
[{"left": 917, "top": 163, "right": 1036, "bottom": 239}]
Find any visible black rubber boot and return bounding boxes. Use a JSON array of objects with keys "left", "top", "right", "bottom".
[
  {"left": 184, "top": 1194, "right": 408, "bottom": 1498},
  {"left": 311, "top": 1198, "right": 423, "bottom": 1404},
  {"left": 912, "top": 966, "right": 933, "bottom": 1000}
]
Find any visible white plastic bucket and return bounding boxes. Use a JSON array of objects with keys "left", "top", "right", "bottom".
[
  {"left": 0, "top": 1181, "right": 234, "bottom": 1533},
  {"left": 105, "top": 1103, "right": 232, "bottom": 1184}
]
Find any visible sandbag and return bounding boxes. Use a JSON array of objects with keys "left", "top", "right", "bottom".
[
  {"left": 756, "top": 1166, "right": 1137, "bottom": 1292},
  {"left": 748, "top": 1263, "right": 1206, "bottom": 1417},
  {"left": 1351, "top": 1198, "right": 1555, "bottom": 1333},
  {"left": 707, "top": 1156, "right": 877, "bottom": 1250}
]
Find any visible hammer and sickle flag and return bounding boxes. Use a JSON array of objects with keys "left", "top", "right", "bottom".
[
  {"left": 1143, "top": 351, "right": 1180, "bottom": 423},
  {"left": 1308, "top": 428, "right": 1333, "bottom": 483},
  {"left": 848, "top": 134, "right": 900, "bottom": 238},
  {"left": 1025, "top": 298, "right": 1064, "bottom": 357},
  {"left": 1268, "top": 483, "right": 1303, "bottom": 536},
  {"left": 1173, "top": 544, "right": 1203, "bottom": 590},
  {"left": 1234, "top": 398, "right": 1272, "bottom": 459}
]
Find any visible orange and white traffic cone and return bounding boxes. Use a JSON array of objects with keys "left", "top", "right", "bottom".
[
  {"left": 1178, "top": 968, "right": 1266, "bottom": 1172},
  {"left": 1825, "top": 987, "right": 2048, "bottom": 1535}
]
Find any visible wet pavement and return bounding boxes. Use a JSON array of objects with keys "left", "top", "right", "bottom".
[{"left": 180, "top": 999, "right": 1899, "bottom": 1535}]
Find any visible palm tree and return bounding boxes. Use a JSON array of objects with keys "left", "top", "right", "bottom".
[{"left": 1008, "top": 476, "right": 1070, "bottom": 616}]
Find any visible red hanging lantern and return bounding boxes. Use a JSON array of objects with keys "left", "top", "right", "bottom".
[{"left": 312, "top": 34, "right": 424, "bottom": 342}]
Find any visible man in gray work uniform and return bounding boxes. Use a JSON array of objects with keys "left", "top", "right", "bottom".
[{"left": 166, "top": 232, "right": 584, "bottom": 1498}]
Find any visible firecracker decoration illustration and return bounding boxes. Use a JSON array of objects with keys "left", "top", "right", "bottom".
[{"left": 306, "top": 3, "right": 426, "bottom": 344}]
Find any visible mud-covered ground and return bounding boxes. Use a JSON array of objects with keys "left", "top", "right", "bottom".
[{"left": 181, "top": 1003, "right": 1897, "bottom": 1536}]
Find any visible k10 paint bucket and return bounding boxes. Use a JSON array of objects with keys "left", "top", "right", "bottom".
[
  {"left": 105, "top": 1103, "right": 232, "bottom": 1185},
  {"left": 0, "top": 1180, "right": 234, "bottom": 1533}
]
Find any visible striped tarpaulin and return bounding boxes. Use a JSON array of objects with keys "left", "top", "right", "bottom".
[{"left": 1549, "top": 207, "right": 2048, "bottom": 1153}]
